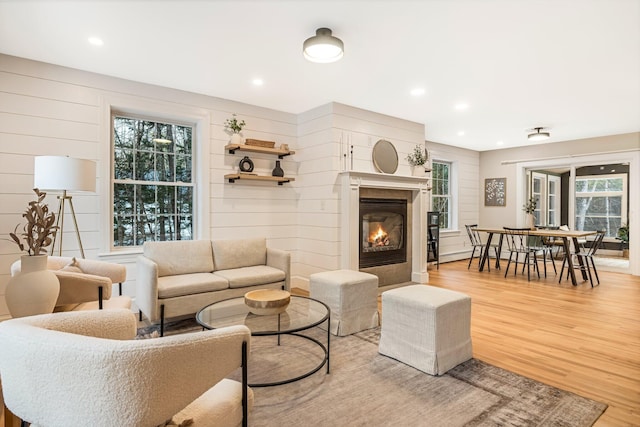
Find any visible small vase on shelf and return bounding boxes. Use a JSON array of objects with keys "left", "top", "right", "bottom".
[
  {"left": 411, "top": 165, "right": 426, "bottom": 177},
  {"left": 272, "top": 160, "right": 284, "bottom": 177},
  {"left": 230, "top": 133, "right": 244, "bottom": 145}
]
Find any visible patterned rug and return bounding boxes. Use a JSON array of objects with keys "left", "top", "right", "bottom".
[{"left": 137, "top": 323, "right": 607, "bottom": 426}]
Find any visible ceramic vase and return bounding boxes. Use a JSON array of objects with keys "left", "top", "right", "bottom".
[
  {"left": 526, "top": 213, "right": 536, "bottom": 230},
  {"left": 272, "top": 160, "right": 284, "bottom": 177},
  {"left": 230, "top": 133, "right": 244, "bottom": 145},
  {"left": 411, "top": 165, "right": 426, "bottom": 177},
  {"left": 5, "top": 254, "right": 60, "bottom": 318}
]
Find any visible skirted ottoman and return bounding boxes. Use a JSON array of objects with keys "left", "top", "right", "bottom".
[
  {"left": 378, "top": 284, "right": 472, "bottom": 375},
  {"left": 309, "top": 269, "right": 380, "bottom": 336}
]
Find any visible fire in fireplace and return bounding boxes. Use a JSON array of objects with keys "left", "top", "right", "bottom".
[{"left": 359, "top": 198, "right": 407, "bottom": 268}]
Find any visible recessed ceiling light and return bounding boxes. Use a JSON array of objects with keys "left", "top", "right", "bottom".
[
  {"left": 496, "top": 141, "right": 504, "bottom": 146},
  {"left": 454, "top": 103, "right": 469, "bottom": 111},
  {"left": 88, "top": 37, "right": 104, "bottom": 46},
  {"left": 252, "top": 78, "right": 264, "bottom": 86},
  {"left": 457, "top": 131, "right": 465, "bottom": 136},
  {"left": 410, "top": 88, "right": 425, "bottom": 96}
]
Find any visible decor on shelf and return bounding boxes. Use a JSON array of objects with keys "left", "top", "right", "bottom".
[
  {"left": 272, "top": 160, "right": 284, "bottom": 177},
  {"left": 617, "top": 223, "right": 629, "bottom": 258},
  {"left": 527, "top": 127, "right": 550, "bottom": 141},
  {"left": 244, "top": 289, "right": 291, "bottom": 315},
  {"left": 523, "top": 196, "right": 537, "bottom": 229},
  {"left": 34, "top": 156, "right": 96, "bottom": 258},
  {"left": 303, "top": 27, "right": 344, "bottom": 63},
  {"left": 406, "top": 144, "right": 428, "bottom": 176},
  {"left": 239, "top": 156, "right": 254, "bottom": 173},
  {"left": 224, "top": 113, "right": 246, "bottom": 145},
  {"left": 484, "top": 178, "right": 506, "bottom": 207},
  {"left": 5, "top": 188, "right": 60, "bottom": 317},
  {"left": 246, "top": 138, "right": 276, "bottom": 148}
]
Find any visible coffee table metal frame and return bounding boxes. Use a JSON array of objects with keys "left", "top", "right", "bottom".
[{"left": 196, "top": 295, "right": 330, "bottom": 387}]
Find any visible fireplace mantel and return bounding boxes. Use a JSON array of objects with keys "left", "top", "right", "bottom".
[{"left": 340, "top": 171, "right": 430, "bottom": 284}]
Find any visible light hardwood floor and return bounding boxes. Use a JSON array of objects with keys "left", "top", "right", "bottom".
[{"left": 297, "top": 259, "right": 640, "bottom": 426}]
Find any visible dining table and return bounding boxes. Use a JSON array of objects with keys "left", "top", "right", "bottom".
[{"left": 472, "top": 226, "right": 598, "bottom": 286}]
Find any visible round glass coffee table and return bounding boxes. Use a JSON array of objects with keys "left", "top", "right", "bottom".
[{"left": 196, "top": 295, "right": 330, "bottom": 387}]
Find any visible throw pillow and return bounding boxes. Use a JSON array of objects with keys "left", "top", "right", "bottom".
[
  {"left": 59, "top": 257, "right": 84, "bottom": 274},
  {"left": 156, "top": 418, "right": 194, "bottom": 427}
]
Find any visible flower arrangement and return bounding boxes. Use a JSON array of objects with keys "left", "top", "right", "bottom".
[
  {"left": 406, "top": 145, "right": 428, "bottom": 166},
  {"left": 224, "top": 114, "right": 246, "bottom": 134},
  {"left": 522, "top": 197, "right": 537, "bottom": 214},
  {"left": 8, "top": 188, "right": 58, "bottom": 256}
]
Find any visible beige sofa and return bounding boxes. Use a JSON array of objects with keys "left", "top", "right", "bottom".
[{"left": 137, "top": 237, "right": 290, "bottom": 335}]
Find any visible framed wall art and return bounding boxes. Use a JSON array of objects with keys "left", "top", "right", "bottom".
[{"left": 484, "top": 177, "right": 506, "bottom": 207}]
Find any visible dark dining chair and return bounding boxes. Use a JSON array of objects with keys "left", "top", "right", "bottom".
[
  {"left": 560, "top": 230, "right": 606, "bottom": 287},
  {"left": 503, "top": 227, "right": 544, "bottom": 281},
  {"left": 465, "top": 224, "right": 499, "bottom": 271}
]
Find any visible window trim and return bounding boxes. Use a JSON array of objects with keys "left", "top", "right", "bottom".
[
  {"left": 100, "top": 95, "right": 210, "bottom": 254},
  {"left": 431, "top": 159, "right": 456, "bottom": 231}
]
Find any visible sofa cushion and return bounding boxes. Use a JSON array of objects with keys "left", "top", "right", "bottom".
[
  {"left": 214, "top": 265, "right": 285, "bottom": 289},
  {"left": 157, "top": 273, "right": 228, "bottom": 299},
  {"left": 211, "top": 238, "right": 266, "bottom": 271},
  {"left": 145, "top": 240, "right": 214, "bottom": 277}
]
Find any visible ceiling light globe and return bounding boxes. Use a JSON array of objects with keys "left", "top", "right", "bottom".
[
  {"left": 527, "top": 127, "right": 551, "bottom": 141},
  {"left": 303, "top": 28, "right": 344, "bottom": 63}
]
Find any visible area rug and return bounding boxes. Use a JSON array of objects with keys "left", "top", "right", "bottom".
[{"left": 137, "top": 323, "right": 607, "bottom": 426}]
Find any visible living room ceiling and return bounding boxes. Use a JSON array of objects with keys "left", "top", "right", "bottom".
[{"left": 1, "top": 0, "right": 638, "bottom": 152}]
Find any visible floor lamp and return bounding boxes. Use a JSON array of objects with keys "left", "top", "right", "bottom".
[{"left": 34, "top": 156, "right": 97, "bottom": 258}]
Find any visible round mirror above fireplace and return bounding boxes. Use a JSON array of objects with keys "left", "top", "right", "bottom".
[{"left": 372, "top": 139, "right": 398, "bottom": 174}]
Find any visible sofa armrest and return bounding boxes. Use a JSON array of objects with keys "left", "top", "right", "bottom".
[
  {"left": 54, "top": 271, "right": 113, "bottom": 306},
  {"left": 136, "top": 255, "right": 160, "bottom": 321},
  {"left": 266, "top": 247, "right": 291, "bottom": 291}
]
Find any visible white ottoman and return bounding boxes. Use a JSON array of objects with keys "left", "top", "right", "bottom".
[
  {"left": 378, "top": 285, "right": 472, "bottom": 375},
  {"left": 309, "top": 269, "right": 380, "bottom": 336}
]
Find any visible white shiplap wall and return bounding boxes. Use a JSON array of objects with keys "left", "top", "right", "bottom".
[
  {"left": 0, "top": 54, "right": 297, "bottom": 319},
  {"left": 426, "top": 141, "right": 481, "bottom": 263}
]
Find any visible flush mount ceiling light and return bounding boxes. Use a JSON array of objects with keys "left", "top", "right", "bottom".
[
  {"left": 527, "top": 127, "right": 551, "bottom": 141},
  {"left": 303, "top": 27, "right": 344, "bottom": 63}
]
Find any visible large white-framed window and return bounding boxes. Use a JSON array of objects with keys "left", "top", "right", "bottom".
[
  {"left": 575, "top": 173, "right": 627, "bottom": 238},
  {"left": 431, "top": 160, "right": 452, "bottom": 230},
  {"left": 112, "top": 115, "right": 194, "bottom": 247}
]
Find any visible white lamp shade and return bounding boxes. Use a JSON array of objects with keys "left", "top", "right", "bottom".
[{"left": 34, "top": 156, "right": 96, "bottom": 192}]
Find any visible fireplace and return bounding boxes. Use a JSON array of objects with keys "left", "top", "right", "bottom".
[{"left": 359, "top": 198, "right": 407, "bottom": 268}]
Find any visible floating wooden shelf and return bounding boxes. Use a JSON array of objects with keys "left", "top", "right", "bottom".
[
  {"left": 225, "top": 143, "right": 295, "bottom": 159},
  {"left": 224, "top": 173, "right": 295, "bottom": 185}
]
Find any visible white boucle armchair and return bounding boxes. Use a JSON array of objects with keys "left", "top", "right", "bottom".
[{"left": 0, "top": 309, "right": 252, "bottom": 427}]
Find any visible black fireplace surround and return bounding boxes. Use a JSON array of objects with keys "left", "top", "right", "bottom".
[{"left": 359, "top": 198, "right": 407, "bottom": 268}]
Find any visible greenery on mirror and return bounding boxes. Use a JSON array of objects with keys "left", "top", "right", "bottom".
[
  {"left": 112, "top": 116, "right": 194, "bottom": 247},
  {"left": 8, "top": 188, "right": 58, "bottom": 256},
  {"left": 406, "top": 144, "right": 428, "bottom": 166}
]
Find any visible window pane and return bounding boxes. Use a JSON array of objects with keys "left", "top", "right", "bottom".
[
  {"left": 113, "top": 116, "right": 194, "bottom": 247},
  {"left": 576, "top": 196, "right": 621, "bottom": 215}
]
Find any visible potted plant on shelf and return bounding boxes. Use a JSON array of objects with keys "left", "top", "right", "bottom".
[
  {"left": 5, "top": 188, "right": 60, "bottom": 317},
  {"left": 224, "top": 114, "right": 246, "bottom": 145},
  {"left": 617, "top": 223, "right": 629, "bottom": 258},
  {"left": 523, "top": 197, "right": 537, "bottom": 229},
  {"left": 406, "top": 144, "right": 428, "bottom": 176}
]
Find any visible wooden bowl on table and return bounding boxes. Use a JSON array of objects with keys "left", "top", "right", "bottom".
[{"left": 244, "top": 289, "right": 291, "bottom": 315}]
